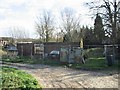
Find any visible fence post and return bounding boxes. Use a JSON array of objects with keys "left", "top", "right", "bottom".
[
  {"left": 31, "top": 46, "right": 33, "bottom": 59},
  {"left": 21, "top": 45, "right": 23, "bottom": 57}
]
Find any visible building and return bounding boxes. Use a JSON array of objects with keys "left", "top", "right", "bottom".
[
  {"left": 17, "top": 42, "right": 34, "bottom": 56},
  {"left": 0, "top": 37, "right": 14, "bottom": 47},
  {"left": 17, "top": 42, "right": 80, "bottom": 58}
]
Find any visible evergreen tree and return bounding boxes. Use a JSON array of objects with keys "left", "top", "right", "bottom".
[
  {"left": 87, "top": 0, "right": 120, "bottom": 44},
  {"left": 94, "top": 14, "right": 105, "bottom": 44},
  {"left": 84, "top": 26, "right": 94, "bottom": 44}
]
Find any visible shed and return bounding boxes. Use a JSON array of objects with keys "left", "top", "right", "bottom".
[
  {"left": 17, "top": 42, "right": 34, "bottom": 56},
  {"left": 7, "top": 45, "right": 18, "bottom": 57},
  {"left": 17, "top": 42, "right": 80, "bottom": 58}
]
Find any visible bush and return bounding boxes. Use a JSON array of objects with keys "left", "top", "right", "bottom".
[{"left": 1, "top": 66, "right": 42, "bottom": 89}]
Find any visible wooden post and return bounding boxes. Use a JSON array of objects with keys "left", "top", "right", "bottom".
[
  {"left": 31, "top": 46, "right": 33, "bottom": 59},
  {"left": 80, "top": 38, "right": 83, "bottom": 48},
  {"left": 21, "top": 46, "right": 23, "bottom": 57}
]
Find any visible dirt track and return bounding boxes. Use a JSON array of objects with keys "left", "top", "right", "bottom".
[{"left": 1, "top": 62, "right": 119, "bottom": 88}]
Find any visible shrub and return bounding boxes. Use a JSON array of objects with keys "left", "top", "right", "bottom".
[{"left": 1, "top": 66, "right": 42, "bottom": 89}]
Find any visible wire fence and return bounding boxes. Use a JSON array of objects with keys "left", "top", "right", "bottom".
[{"left": 84, "top": 44, "right": 120, "bottom": 60}]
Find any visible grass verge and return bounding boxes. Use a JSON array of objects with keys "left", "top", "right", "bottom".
[
  {"left": 69, "top": 57, "right": 119, "bottom": 71},
  {"left": 2, "top": 56, "right": 64, "bottom": 66}
]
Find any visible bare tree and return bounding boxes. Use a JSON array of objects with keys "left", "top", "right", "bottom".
[
  {"left": 36, "top": 10, "right": 55, "bottom": 42},
  {"left": 60, "top": 8, "right": 82, "bottom": 42},
  {"left": 86, "top": 0, "right": 120, "bottom": 44},
  {"left": 8, "top": 27, "right": 29, "bottom": 39},
  {"left": 55, "top": 31, "right": 64, "bottom": 42}
]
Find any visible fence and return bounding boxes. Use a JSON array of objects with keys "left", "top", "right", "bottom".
[{"left": 84, "top": 44, "right": 119, "bottom": 66}]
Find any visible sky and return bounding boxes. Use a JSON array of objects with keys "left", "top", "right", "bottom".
[{"left": 0, "top": 0, "right": 94, "bottom": 38}]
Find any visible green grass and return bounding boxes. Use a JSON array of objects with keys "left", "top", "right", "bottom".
[
  {"left": 2, "top": 56, "right": 64, "bottom": 66},
  {"left": 70, "top": 57, "right": 119, "bottom": 71},
  {"left": 39, "top": 58, "right": 64, "bottom": 66},
  {"left": 76, "top": 58, "right": 105, "bottom": 68},
  {"left": 0, "top": 66, "right": 42, "bottom": 89}
]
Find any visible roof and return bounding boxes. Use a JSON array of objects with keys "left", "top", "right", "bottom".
[
  {"left": 7, "top": 46, "right": 18, "bottom": 51},
  {"left": 17, "top": 42, "right": 32, "bottom": 43}
]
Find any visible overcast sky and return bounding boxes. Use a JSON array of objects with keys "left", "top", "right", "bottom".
[{"left": 0, "top": 0, "right": 94, "bottom": 38}]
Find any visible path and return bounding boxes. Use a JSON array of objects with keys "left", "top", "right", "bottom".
[{"left": 1, "top": 62, "right": 119, "bottom": 88}]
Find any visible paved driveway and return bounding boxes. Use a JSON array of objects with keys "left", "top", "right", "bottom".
[{"left": 1, "top": 62, "right": 119, "bottom": 88}]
